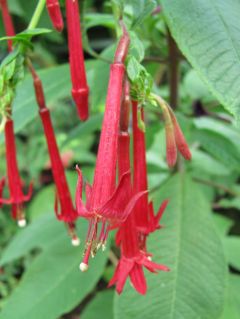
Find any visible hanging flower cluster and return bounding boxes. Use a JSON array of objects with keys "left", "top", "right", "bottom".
[{"left": 0, "top": 0, "right": 192, "bottom": 295}]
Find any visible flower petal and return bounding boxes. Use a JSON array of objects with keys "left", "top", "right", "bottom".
[
  {"left": 130, "top": 264, "right": 147, "bottom": 295},
  {"left": 109, "top": 258, "right": 134, "bottom": 294}
]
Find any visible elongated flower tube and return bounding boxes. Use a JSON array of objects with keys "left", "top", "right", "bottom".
[
  {"left": 109, "top": 110, "right": 169, "bottom": 295},
  {"left": 46, "top": 0, "right": 63, "bottom": 32},
  {"left": 75, "top": 25, "right": 147, "bottom": 271},
  {"left": 0, "top": 117, "right": 32, "bottom": 226},
  {"left": 0, "top": 0, "right": 15, "bottom": 51},
  {"left": 132, "top": 101, "right": 169, "bottom": 251},
  {"left": 29, "top": 63, "right": 79, "bottom": 246},
  {"left": 66, "top": 0, "right": 89, "bottom": 121}
]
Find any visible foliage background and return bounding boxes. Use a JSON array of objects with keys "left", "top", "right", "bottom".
[{"left": 0, "top": 0, "right": 240, "bottom": 318}]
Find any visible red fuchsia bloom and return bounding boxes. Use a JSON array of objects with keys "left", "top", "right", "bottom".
[
  {"left": 0, "top": 117, "right": 33, "bottom": 227},
  {"left": 29, "top": 63, "right": 79, "bottom": 246},
  {"left": 46, "top": 0, "right": 64, "bottom": 32},
  {"left": 75, "top": 24, "right": 146, "bottom": 272},
  {"left": 109, "top": 107, "right": 169, "bottom": 295},
  {"left": 132, "top": 101, "right": 169, "bottom": 251},
  {"left": 66, "top": 0, "right": 89, "bottom": 121},
  {"left": 0, "top": 0, "right": 15, "bottom": 51}
]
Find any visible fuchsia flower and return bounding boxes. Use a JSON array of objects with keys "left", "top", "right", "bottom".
[
  {"left": 132, "top": 101, "right": 169, "bottom": 250},
  {"left": 75, "top": 24, "right": 146, "bottom": 271},
  {"left": 29, "top": 64, "right": 79, "bottom": 245},
  {"left": 46, "top": 0, "right": 63, "bottom": 32},
  {"left": 66, "top": 0, "right": 89, "bottom": 121},
  {"left": 109, "top": 99, "right": 169, "bottom": 294},
  {"left": 0, "top": 118, "right": 33, "bottom": 226},
  {"left": 0, "top": 0, "right": 14, "bottom": 51}
]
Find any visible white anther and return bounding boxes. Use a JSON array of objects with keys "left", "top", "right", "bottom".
[
  {"left": 71, "top": 237, "right": 80, "bottom": 247},
  {"left": 18, "top": 219, "right": 26, "bottom": 228},
  {"left": 79, "top": 262, "right": 88, "bottom": 272}
]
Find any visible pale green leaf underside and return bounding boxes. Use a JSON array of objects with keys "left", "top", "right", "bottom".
[
  {"left": 160, "top": 0, "right": 240, "bottom": 122},
  {"left": 114, "top": 174, "right": 226, "bottom": 319}
]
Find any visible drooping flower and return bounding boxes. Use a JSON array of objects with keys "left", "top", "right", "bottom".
[
  {"left": 152, "top": 94, "right": 191, "bottom": 167},
  {"left": 0, "top": 0, "right": 15, "bottom": 51},
  {"left": 109, "top": 105, "right": 169, "bottom": 295},
  {"left": 132, "top": 101, "right": 169, "bottom": 251},
  {"left": 75, "top": 24, "right": 147, "bottom": 271},
  {"left": 46, "top": 0, "right": 64, "bottom": 32},
  {"left": 29, "top": 63, "right": 79, "bottom": 246},
  {"left": 0, "top": 117, "right": 33, "bottom": 226},
  {"left": 66, "top": 0, "right": 89, "bottom": 121}
]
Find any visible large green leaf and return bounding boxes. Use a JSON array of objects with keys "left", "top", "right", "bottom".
[
  {"left": 0, "top": 221, "right": 109, "bottom": 319},
  {"left": 114, "top": 174, "right": 226, "bottom": 319},
  {"left": 0, "top": 214, "right": 65, "bottom": 266},
  {"left": 81, "top": 290, "right": 114, "bottom": 319},
  {"left": 160, "top": 0, "right": 240, "bottom": 122}
]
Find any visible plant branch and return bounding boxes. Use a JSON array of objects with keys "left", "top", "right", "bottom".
[{"left": 28, "top": 0, "right": 46, "bottom": 30}]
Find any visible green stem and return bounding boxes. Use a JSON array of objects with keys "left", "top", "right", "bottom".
[{"left": 27, "top": 0, "right": 46, "bottom": 30}]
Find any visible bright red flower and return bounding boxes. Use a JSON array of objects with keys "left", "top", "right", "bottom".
[
  {"left": 29, "top": 64, "right": 79, "bottom": 246},
  {"left": 132, "top": 101, "right": 169, "bottom": 250},
  {"left": 0, "top": 118, "right": 32, "bottom": 226},
  {"left": 66, "top": 0, "right": 89, "bottom": 121},
  {"left": 46, "top": 0, "right": 64, "bottom": 32},
  {"left": 75, "top": 26, "right": 147, "bottom": 271},
  {"left": 109, "top": 119, "right": 169, "bottom": 295},
  {"left": 0, "top": 0, "right": 15, "bottom": 51}
]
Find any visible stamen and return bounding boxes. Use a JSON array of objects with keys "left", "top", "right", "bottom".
[{"left": 80, "top": 242, "right": 91, "bottom": 272}]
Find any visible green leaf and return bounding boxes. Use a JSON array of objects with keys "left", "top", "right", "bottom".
[
  {"left": 81, "top": 290, "right": 114, "bottom": 319},
  {"left": 160, "top": 0, "right": 240, "bottom": 122},
  {"left": 189, "top": 149, "right": 231, "bottom": 176},
  {"left": 84, "top": 13, "right": 115, "bottom": 30},
  {"left": 223, "top": 236, "right": 240, "bottom": 270},
  {"left": 115, "top": 173, "right": 227, "bottom": 319},
  {"left": 220, "top": 274, "right": 240, "bottom": 319},
  {"left": 193, "top": 129, "right": 240, "bottom": 171},
  {"left": 0, "top": 214, "right": 65, "bottom": 267},
  {"left": 216, "top": 197, "right": 240, "bottom": 210},
  {"left": 62, "top": 113, "right": 103, "bottom": 147},
  {"left": 126, "top": 56, "right": 143, "bottom": 82},
  {"left": 0, "top": 222, "right": 109, "bottom": 319},
  {"left": 212, "top": 214, "right": 233, "bottom": 238},
  {"left": 130, "top": 0, "right": 157, "bottom": 29}
]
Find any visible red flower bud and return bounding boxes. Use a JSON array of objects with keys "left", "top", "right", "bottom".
[
  {"left": 46, "top": 0, "right": 63, "bottom": 32},
  {"left": 66, "top": 0, "right": 89, "bottom": 121},
  {"left": 170, "top": 112, "right": 192, "bottom": 161}
]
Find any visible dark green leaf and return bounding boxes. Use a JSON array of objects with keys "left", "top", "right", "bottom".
[{"left": 160, "top": 0, "right": 240, "bottom": 122}]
